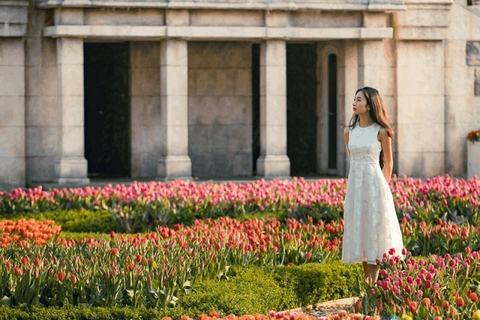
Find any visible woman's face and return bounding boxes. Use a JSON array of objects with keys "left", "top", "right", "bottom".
[{"left": 353, "top": 91, "right": 369, "bottom": 115}]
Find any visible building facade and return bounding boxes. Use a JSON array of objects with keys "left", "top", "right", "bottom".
[{"left": 1, "top": 0, "right": 480, "bottom": 189}]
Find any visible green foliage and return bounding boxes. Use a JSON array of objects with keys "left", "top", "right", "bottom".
[
  {"left": 0, "top": 305, "right": 185, "bottom": 320},
  {"left": 271, "top": 261, "right": 363, "bottom": 306},
  {"left": 177, "top": 266, "right": 298, "bottom": 316},
  {"left": 0, "top": 262, "right": 370, "bottom": 319},
  {"left": 14, "top": 210, "right": 121, "bottom": 233},
  {"left": 177, "top": 262, "right": 361, "bottom": 317},
  {"left": 57, "top": 231, "right": 112, "bottom": 241}
]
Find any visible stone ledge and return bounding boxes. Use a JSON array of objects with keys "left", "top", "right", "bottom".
[
  {"left": 0, "top": 23, "right": 27, "bottom": 37},
  {"left": 0, "top": 1, "right": 29, "bottom": 7},
  {"left": 396, "top": 26, "right": 447, "bottom": 40},
  {"left": 405, "top": 0, "right": 452, "bottom": 4},
  {"left": 35, "top": 0, "right": 407, "bottom": 11},
  {"left": 44, "top": 25, "right": 394, "bottom": 40},
  {"left": 0, "top": 0, "right": 29, "bottom": 37}
]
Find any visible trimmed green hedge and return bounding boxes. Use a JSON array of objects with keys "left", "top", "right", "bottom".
[
  {"left": 0, "top": 262, "right": 362, "bottom": 319},
  {"left": 14, "top": 210, "right": 121, "bottom": 233},
  {"left": 177, "top": 262, "right": 362, "bottom": 316},
  {"left": 10, "top": 209, "right": 290, "bottom": 233},
  {"left": 0, "top": 305, "right": 185, "bottom": 320}
]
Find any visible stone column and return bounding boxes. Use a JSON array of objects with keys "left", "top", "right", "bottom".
[
  {"left": 358, "top": 40, "right": 385, "bottom": 90},
  {"left": 157, "top": 39, "right": 192, "bottom": 180},
  {"left": 55, "top": 37, "right": 89, "bottom": 185},
  {"left": 256, "top": 40, "right": 290, "bottom": 178}
]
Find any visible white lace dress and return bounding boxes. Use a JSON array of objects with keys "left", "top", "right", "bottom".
[{"left": 341, "top": 122, "right": 404, "bottom": 265}]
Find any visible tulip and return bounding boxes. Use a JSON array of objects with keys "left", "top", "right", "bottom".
[
  {"left": 470, "top": 292, "right": 479, "bottom": 302},
  {"left": 456, "top": 297, "right": 464, "bottom": 307}
]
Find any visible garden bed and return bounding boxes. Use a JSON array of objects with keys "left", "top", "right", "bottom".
[{"left": 0, "top": 175, "right": 479, "bottom": 319}]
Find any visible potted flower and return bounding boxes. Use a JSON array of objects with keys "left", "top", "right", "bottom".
[{"left": 467, "top": 129, "right": 480, "bottom": 178}]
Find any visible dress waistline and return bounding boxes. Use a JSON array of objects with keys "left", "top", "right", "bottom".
[{"left": 350, "top": 160, "right": 379, "bottom": 164}]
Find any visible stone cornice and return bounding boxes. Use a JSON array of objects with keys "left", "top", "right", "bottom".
[
  {"left": 393, "top": 0, "right": 453, "bottom": 40},
  {"left": 0, "top": 0, "right": 29, "bottom": 37},
  {"left": 36, "top": 0, "right": 407, "bottom": 11},
  {"left": 43, "top": 25, "right": 394, "bottom": 40}
]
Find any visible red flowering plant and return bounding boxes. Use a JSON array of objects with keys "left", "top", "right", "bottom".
[{"left": 467, "top": 130, "right": 480, "bottom": 142}]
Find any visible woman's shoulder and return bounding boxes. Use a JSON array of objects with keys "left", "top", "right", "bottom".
[{"left": 377, "top": 126, "right": 390, "bottom": 140}]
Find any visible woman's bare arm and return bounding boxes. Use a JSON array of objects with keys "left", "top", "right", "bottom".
[
  {"left": 378, "top": 128, "right": 393, "bottom": 183},
  {"left": 344, "top": 127, "right": 350, "bottom": 156}
]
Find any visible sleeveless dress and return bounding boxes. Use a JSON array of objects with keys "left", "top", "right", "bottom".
[{"left": 341, "top": 122, "right": 404, "bottom": 265}]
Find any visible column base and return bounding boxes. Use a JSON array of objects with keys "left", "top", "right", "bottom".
[
  {"left": 256, "top": 155, "right": 291, "bottom": 178},
  {"left": 55, "top": 157, "right": 90, "bottom": 185},
  {"left": 157, "top": 155, "right": 192, "bottom": 181}
]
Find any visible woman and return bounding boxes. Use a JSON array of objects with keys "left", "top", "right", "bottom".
[{"left": 341, "top": 86, "right": 403, "bottom": 285}]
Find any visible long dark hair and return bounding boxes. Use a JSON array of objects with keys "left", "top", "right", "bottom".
[{"left": 347, "top": 87, "right": 394, "bottom": 169}]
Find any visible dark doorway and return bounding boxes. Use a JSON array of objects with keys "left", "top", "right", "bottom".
[
  {"left": 84, "top": 43, "right": 131, "bottom": 178},
  {"left": 252, "top": 44, "right": 260, "bottom": 175},
  {"left": 328, "top": 54, "right": 338, "bottom": 171},
  {"left": 287, "top": 43, "right": 318, "bottom": 176}
]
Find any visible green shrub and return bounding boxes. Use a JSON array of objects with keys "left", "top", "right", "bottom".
[
  {"left": 177, "top": 262, "right": 361, "bottom": 317},
  {"left": 0, "top": 305, "right": 185, "bottom": 320},
  {"left": 15, "top": 210, "right": 121, "bottom": 233},
  {"left": 271, "top": 261, "right": 363, "bottom": 306},
  {"left": 177, "top": 266, "right": 298, "bottom": 317}
]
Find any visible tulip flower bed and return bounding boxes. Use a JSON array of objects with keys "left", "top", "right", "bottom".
[
  {"left": 0, "top": 217, "right": 344, "bottom": 308},
  {"left": 1, "top": 175, "right": 479, "bottom": 232},
  {"left": 400, "top": 217, "right": 480, "bottom": 256},
  {"left": 353, "top": 248, "right": 480, "bottom": 320},
  {"left": 0, "top": 219, "right": 61, "bottom": 247},
  {"left": 1, "top": 174, "right": 480, "bottom": 319}
]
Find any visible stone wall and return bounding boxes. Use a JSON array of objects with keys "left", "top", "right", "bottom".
[
  {"left": 394, "top": 1, "right": 450, "bottom": 178},
  {"left": 396, "top": 41, "right": 446, "bottom": 177},
  {"left": 0, "top": 1, "right": 28, "bottom": 189},
  {"left": 444, "top": 2, "right": 480, "bottom": 176},
  {"left": 24, "top": 6, "right": 60, "bottom": 186},
  {"left": 130, "top": 41, "right": 163, "bottom": 178},
  {"left": 0, "top": 38, "right": 25, "bottom": 189},
  {"left": 188, "top": 42, "right": 252, "bottom": 178}
]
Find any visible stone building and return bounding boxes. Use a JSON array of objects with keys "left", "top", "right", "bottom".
[{"left": 1, "top": 0, "right": 480, "bottom": 189}]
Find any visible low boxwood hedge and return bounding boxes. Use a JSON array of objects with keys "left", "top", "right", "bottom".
[
  {"left": 10, "top": 209, "right": 121, "bottom": 233},
  {"left": 0, "top": 305, "right": 185, "bottom": 320},
  {"left": 177, "top": 261, "right": 362, "bottom": 316}
]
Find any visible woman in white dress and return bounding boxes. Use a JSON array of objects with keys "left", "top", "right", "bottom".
[{"left": 341, "top": 87, "right": 404, "bottom": 285}]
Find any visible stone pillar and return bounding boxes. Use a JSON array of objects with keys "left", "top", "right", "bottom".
[
  {"left": 340, "top": 41, "right": 359, "bottom": 176},
  {"left": 0, "top": 38, "right": 26, "bottom": 189},
  {"left": 396, "top": 41, "right": 445, "bottom": 177},
  {"left": 55, "top": 37, "right": 89, "bottom": 185},
  {"left": 256, "top": 40, "right": 290, "bottom": 178},
  {"left": 358, "top": 40, "right": 385, "bottom": 91},
  {"left": 445, "top": 40, "right": 472, "bottom": 176},
  {"left": 157, "top": 39, "right": 192, "bottom": 180}
]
